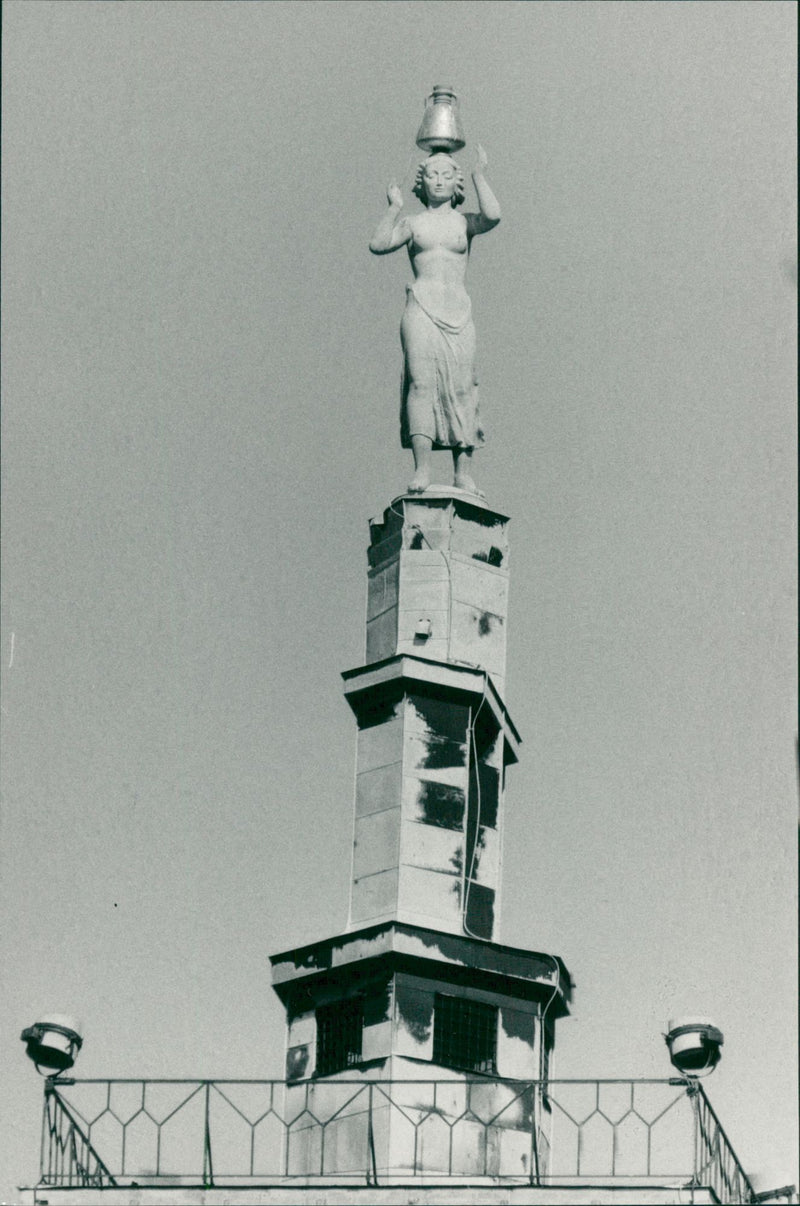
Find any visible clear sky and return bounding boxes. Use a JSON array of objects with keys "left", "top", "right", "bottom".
[{"left": 1, "top": 1, "right": 796, "bottom": 1200}]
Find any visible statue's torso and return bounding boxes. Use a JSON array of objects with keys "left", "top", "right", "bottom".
[{"left": 407, "top": 210, "right": 470, "bottom": 326}]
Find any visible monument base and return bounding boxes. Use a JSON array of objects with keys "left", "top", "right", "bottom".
[{"left": 270, "top": 921, "right": 569, "bottom": 1179}]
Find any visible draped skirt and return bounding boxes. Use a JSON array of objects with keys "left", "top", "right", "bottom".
[{"left": 400, "top": 285, "right": 485, "bottom": 451}]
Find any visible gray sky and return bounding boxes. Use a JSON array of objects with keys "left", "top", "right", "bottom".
[{"left": 1, "top": 0, "right": 796, "bottom": 1198}]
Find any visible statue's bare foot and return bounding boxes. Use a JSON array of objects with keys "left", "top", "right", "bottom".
[
  {"left": 453, "top": 471, "right": 482, "bottom": 496},
  {"left": 408, "top": 468, "right": 431, "bottom": 493}
]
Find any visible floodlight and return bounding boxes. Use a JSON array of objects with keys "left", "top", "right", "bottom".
[
  {"left": 665, "top": 1016, "right": 723, "bottom": 1077},
  {"left": 21, "top": 1014, "right": 83, "bottom": 1075}
]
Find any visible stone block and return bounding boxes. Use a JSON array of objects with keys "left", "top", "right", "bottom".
[
  {"left": 404, "top": 731, "right": 467, "bottom": 777},
  {"left": 450, "top": 1117, "right": 490, "bottom": 1176},
  {"left": 367, "top": 531, "right": 402, "bottom": 570},
  {"left": 361, "top": 1019, "right": 392, "bottom": 1063},
  {"left": 401, "top": 820, "right": 464, "bottom": 877},
  {"left": 469, "top": 824, "right": 500, "bottom": 886},
  {"left": 400, "top": 549, "right": 450, "bottom": 574},
  {"left": 463, "top": 880, "right": 495, "bottom": 939},
  {"left": 286, "top": 1042, "right": 313, "bottom": 1082},
  {"left": 414, "top": 1110, "right": 452, "bottom": 1173},
  {"left": 402, "top": 774, "right": 466, "bottom": 831},
  {"left": 397, "top": 865, "right": 462, "bottom": 930},
  {"left": 398, "top": 576, "right": 450, "bottom": 613},
  {"left": 367, "top": 561, "right": 399, "bottom": 621},
  {"left": 450, "top": 505, "right": 509, "bottom": 566},
  {"left": 353, "top": 809, "right": 401, "bottom": 880},
  {"left": 496, "top": 1123, "right": 536, "bottom": 1179},
  {"left": 402, "top": 498, "right": 452, "bottom": 534},
  {"left": 366, "top": 607, "right": 398, "bottom": 663},
  {"left": 405, "top": 692, "right": 470, "bottom": 742},
  {"left": 349, "top": 868, "right": 399, "bottom": 924},
  {"left": 450, "top": 601, "right": 506, "bottom": 677},
  {"left": 356, "top": 716, "right": 403, "bottom": 773},
  {"left": 497, "top": 1005, "right": 537, "bottom": 1080},
  {"left": 287, "top": 1012, "right": 316, "bottom": 1048},
  {"left": 393, "top": 981, "right": 434, "bottom": 1060},
  {"left": 356, "top": 763, "right": 402, "bottom": 818},
  {"left": 450, "top": 557, "right": 509, "bottom": 615}
]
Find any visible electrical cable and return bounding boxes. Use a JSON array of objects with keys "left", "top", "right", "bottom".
[
  {"left": 539, "top": 952, "right": 562, "bottom": 1044},
  {"left": 530, "top": 951, "right": 563, "bottom": 1186},
  {"left": 462, "top": 673, "right": 489, "bottom": 939}
]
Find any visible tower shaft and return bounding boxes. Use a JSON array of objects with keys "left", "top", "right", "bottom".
[{"left": 346, "top": 490, "right": 516, "bottom": 941}]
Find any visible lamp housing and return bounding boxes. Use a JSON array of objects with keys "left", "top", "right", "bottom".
[
  {"left": 21, "top": 1014, "right": 83, "bottom": 1074},
  {"left": 665, "top": 1016, "right": 723, "bottom": 1076}
]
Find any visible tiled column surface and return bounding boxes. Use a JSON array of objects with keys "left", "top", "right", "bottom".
[
  {"left": 366, "top": 493, "right": 510, "bottom": 697},
  {"left": 344, "top": 657, "right": 518, "bottom": 940},
  {"left": 344, "top": 493, "right": 518, "bottom": 942}
]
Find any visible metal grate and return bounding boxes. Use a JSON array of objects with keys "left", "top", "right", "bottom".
[
  {"left": 433, "top": 993, "right": 497, "bottom": 1074},
  {"left": 315, "top": 998, "right": 363, "bottom": 1076}
]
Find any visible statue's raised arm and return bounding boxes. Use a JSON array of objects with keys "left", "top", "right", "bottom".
[
  {"left": 369, "top": 88, "right": 500, "bottom": 498},
  {"left": 369, "top": 184, "right": 412, "bottom": 255},
  {"left": 466, "top": 144, "right": 501, "bottom": 237}
]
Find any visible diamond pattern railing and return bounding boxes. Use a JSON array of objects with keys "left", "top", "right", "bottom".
[
  {"left": 38, "top": 1076, "right": 756, "bottom": 1202},
  {"left": 41, "top": 1084, "right": 118, "bottom": 1189}
]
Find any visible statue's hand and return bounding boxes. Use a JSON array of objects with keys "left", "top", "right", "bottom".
[
  {"left": 387, "top": 182, "right": 404, "bottom": 209},
  {"left": 474, "top": 144, "right": 488, "bottom": 174}
]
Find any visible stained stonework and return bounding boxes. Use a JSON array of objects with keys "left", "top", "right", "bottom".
[
  {"left": 343, "top": 655, "right": 517, "bottom": 940},
  {"left": 269, "top": 489, "right": 571, "bottom": 1183},
  {"left": 366, "top": 494, "right": 510, "bottom": 696}
]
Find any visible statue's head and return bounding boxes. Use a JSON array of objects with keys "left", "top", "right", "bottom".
[{"left": 413, "top": 154, "right": 465, "bottom": 208}]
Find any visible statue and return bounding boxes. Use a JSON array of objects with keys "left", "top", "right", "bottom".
[{"left": 369, "top": 90, "right": 500, "bottom": 497}]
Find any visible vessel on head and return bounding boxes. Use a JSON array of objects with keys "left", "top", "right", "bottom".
[{"left": 416, "top": 85, "right": 466, "bottom": 153}]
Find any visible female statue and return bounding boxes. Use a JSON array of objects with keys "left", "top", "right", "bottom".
[{"left": 369, "top": 146, "right": 500, "bottom": 495}]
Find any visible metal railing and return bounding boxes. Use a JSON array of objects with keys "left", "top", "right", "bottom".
[
  {"left": 691, "top": 1082, "right": 757, "bottom": 1206},
  {"left": 42, "top": 1084, "right": 118, "bottom": 1189},
  {"left": 39, "top": 1076, "right": 756, "bottom": 1202}
]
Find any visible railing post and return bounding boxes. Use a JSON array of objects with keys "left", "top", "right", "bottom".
[
  {"left": 529, "top": 1080, "right": 538, "bottom": 1186},
  {"left": 203, "top": 1081, "right": 214, "bottom": 1188},
  {"left": 366, "top": 1082, "right": 378, "bottom": 1186},
  {"left": 40, "top": 1082, "right": 51, "bottom": 1185},
  {"left": 687, "top": 1079, "right": 702, "bottom": 1201}
]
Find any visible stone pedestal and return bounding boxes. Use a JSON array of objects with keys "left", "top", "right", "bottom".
[
  {"left": 347, "top": 493, "right": 517, "bottom": 942},
  {"left": 366, "top": 493, "right": 510, "bottom": 697},
  {"left": 269, "top": 491, "right": 571, "bottom": 1183},
  {"left": 270, "top": 922, "right": 570, "bottom": 1181}
]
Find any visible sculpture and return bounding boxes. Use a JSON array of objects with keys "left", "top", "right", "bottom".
[{"left": 369, "top": 90, "right": 500, "bottom": 497}]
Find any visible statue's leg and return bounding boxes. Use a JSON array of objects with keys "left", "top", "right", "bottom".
[
  {"left": 402, "top": 301, "right": 437, "bottom": 493},
  {"left": 453, "top": 447, "right": 479, "bottom": 494},
  {"left": 409, "top": 435, "right": 433, "bottom": 493}
]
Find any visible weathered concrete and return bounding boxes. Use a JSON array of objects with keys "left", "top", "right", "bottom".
[
  {"left": 342, "top": 495, "right": 519, "bottom": 943},
  {"left": 342, "top": 656, "right": 519, "bottom": 939},
  {"left": 343, "top": 655, "right": 520, "bottom": 760},
  {"left": 271, "top": 922, "right": 569, "bottom": 1012},
  {"left": 19, "top": 1182, "right": 720, "bottom": 1205},
  {"left": 270, "top": 920, "right": 569, "bottom": 1157},
  {"left": 267, "top": 485, "right": 573, "bottom": 1191},
  {"left": 366, "top": 495, "right": 511, "bottom": 697}
]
